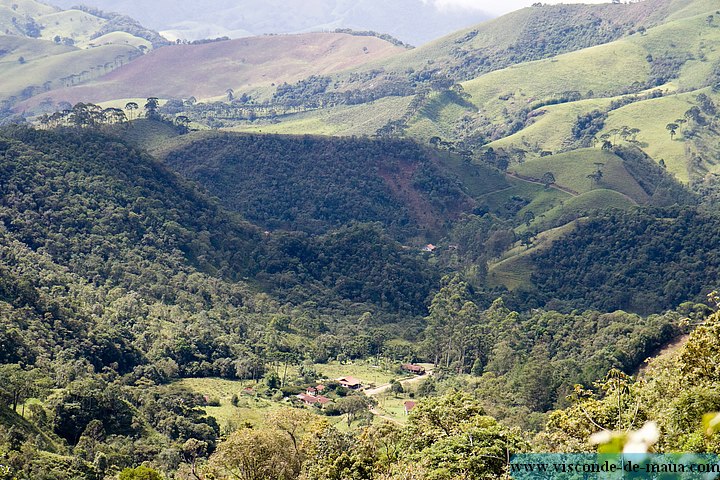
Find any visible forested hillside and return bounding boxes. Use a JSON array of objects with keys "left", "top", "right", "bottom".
[
  {"left": 161, "top": 133, "right": 483, "bottom": 237},
  {"left": 3, "top": 0, "right": 720, "bottom": 478}
]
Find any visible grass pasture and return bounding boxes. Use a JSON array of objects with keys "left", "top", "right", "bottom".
[
  {"left": 37, "top": 9, "right": 105, "bottom": 44},
  {"left": 479, "top": 176, "right": 571, "bottom": 220},
  {"left": 488, "top": 220, "right": 583, "bottom": 289},
  {"left": 513, "top": 148, "right": 648, "bottom": 202},
  {"left": 601, "top": 91, "right": 703, "bottom": 182},
  {"left": 176, "top": 360, "right": 400, "bottom": 430},
  {"left": 175, "top": 377, "right": 283, "bottom": 430},
  {"left": 0, "top": 41, "right": 137, "bottom": 98},
  {"left": 230, "top": 96, "right": 413, "bottom": 137},
  {"left": 312, "top": 361, "right": 398, "bottom": 388},
  {"left": 528, "top": 189, "right": 636, "bottom": 232},
  {"left": 441, "top": 154, "right": 510, "bottom": 198}
]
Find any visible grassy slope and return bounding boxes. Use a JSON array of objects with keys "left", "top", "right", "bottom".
[
  {"left": 0, "top": 0, "right": 57, "bottom": 17},
  {"left": 601, "top": 88, "right": 720, "bottom": 182},
  {"left": 0, "top": 34, "right": 75, "bottom": 66},
  {"left": 405, "top": 90, "right": 477, "bottom": 140},
  {"left": 356, "top": 0, "right": 695, "bottom": 79},
  {"left": 231, "top": 96, "right": 414, "bottom": 136},
  {"left": 36, "top": 9, "right": 105, "bottom": 43},
  {"left": 463, "top": 40, "right": 649, "bottom": 115},
  {"left": 488, "top": 98, "right": 612, "bottom": 153},
  {"left": 478, "top": 176, "right": 571, "bottom": 219},
  {"left": 0, "top": 38, "right": 137, "bottom": 98},
  {"left": 442, "top": 153, "right": 509, "bottom": 198},
  {"left": 513, "top": 149, "right": 649, "bottom": 203},
  {"left": 19, "top": 33, "right": 407, "bottom": 107},
  {"left": 85, "top": 31, "right": 152, "bottom": 49},
  {"left": 488, "top": 220, "right": 584, "bottom": 290},
  {"left": 225, "top": 0, "right": 700, "bottom": 139},
  {"left": 528, "top": 189, "right": 636, "bottom": 232},
  {"left": 489, "top": 12, "right": 719, "bottom": 154},
  {"left": 248, "top": 3, "right": 719, "bottom": 144}
]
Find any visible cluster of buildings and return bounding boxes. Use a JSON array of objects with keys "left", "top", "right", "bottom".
[{"left": 296, "top": 376, "right": 364, "bottom": 406}]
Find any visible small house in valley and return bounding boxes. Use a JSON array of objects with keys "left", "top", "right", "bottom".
[
  {"left": 404, "top": 401, "right": 416, "bottom": 415},
  {"left": 401, "top": 364, "right": 426, "bottom": 375},
  {"left": 337, "top": 376, "right": 363, "bottom": 389}
]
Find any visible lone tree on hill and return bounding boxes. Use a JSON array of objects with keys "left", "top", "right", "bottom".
[
  {"left": 541, "top": 172, "right": 556, "bottom": 188},
  {"left": 144, "top": 97, "right": 160, "bottom": 119},
  {"left": 666, "top": 122, "right": 679, "bottom": 140},
  {"left": 520, "top": 231, "right": 535, "bottom": 249},
  {"left": 523, "top": 210, "right": 535, "bottom": 227},
  {"left": 587, "top": 163, "right": 604, "bottom": 185},
  {"left": 125, "top": 102, "right": 138, "bottom": 120}
]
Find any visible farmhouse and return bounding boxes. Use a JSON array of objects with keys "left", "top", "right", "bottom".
[
  {"left": 336, "top": 376, "right": 363, "bottom": 389},
  {"left": 404, "top": 401, "right": 416, "bottom": 415},
  {"left": 401, "top": 363, "right": 425, "bottom": 375},
  {"left": 307, "top": 384, "right": 327, "bottom": 396},
  {"left": 422, "top": 244, "right": 437, "bottom": 252},
  {"left": 297, "top": 393, "right": 331, "bottom": 406}
]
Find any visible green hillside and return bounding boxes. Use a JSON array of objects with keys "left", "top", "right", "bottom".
[
  {"left": 230, "top": 96, "right": 414, "bottom": 136},
  {"left": 19, "top": 0, "right": 707, "bottom": 134},
  {"left": 513, "top": 149, "right": 649, "bottom": 202},
  {"left": 224, "top": 0, "right": 720, "bottom": 190},
  {"left": 0, "top": 0, "right": 164, "bottom": 115},
  {"left": 0, "top": 36, "right": 139, "bottom": 100},
  {"left": 527, "top": 189, "right": 637, "bottom": 232},
  {"left": 488, "top": 220, "right": 583, "bottom": 290},
  {"left": 159, "top": 132, "right": 505, "bottom": 239},
  {"left": 6, "top": 0, "right": 720, "bottom": 478}
]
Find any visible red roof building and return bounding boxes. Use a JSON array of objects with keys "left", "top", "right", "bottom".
[
  {"left": 297, "top": 393, "right": 331, "bottom": 406},
  {"left": 337, "top": 376, "right": 363, "bottom": 389},
  {"left": 401, "top": 364, "right": 426, "bottom": 375}
]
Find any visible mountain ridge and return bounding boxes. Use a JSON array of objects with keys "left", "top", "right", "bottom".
[{"left": 42, "top": 0, "right": 492, "bottom": 45}]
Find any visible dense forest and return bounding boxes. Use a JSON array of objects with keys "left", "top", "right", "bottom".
[
  {"left": 3, "top": 0, "right": 720, "bottom": 476},
  {"left": 162, "top": 134, "right": 475, "bottom": 238},
  {"left": 530, "top": 208, "right": 720, "bottom": 315},
  {"left": 0, "top": 122, "right": 717, "bottom": 478}
]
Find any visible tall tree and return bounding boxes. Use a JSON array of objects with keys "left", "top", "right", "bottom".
[
  {"left": 125, "top": 102, "right": 139, "bottom": 120},
  {"left": 144, "top": 97, "right": 160, "bottom": 119}
]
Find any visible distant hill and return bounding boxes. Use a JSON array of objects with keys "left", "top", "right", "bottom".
[
  {"left": 43, "top": 0, "right": 491, "bottom": 45},
  {"left": 219, "top": 0, "right": 716, "bottom": 226},
  {"left": 0, "top": 0, "right": 164, "bottom": 47},
  {"left": 16, "top": 32, "right": 407, "bottom": 109},
  {"left": 0, "top": 0, "right": 165, "bottom": 114}
]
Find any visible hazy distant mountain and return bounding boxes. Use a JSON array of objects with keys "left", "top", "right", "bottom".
[{"left": 42, "top": 0, "right": 491, "bottom": 45}]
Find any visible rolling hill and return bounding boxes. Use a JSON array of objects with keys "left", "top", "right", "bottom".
[
  {"left": 217, "top": 0, "right": 720, "bottom": 166},
  {"left": 0, "top": 0, "right": 166, "bottom": 115},
  {"left": 0, "top": 35, "right": 139, "bottom": 101},
  {"left": 4, "top": 0, "right": 718, "bottom": 299},
  {"left": 0, "top": 0, "right": 164, "bottom": 46},
  {"left": 14, "top": 0, "right": 691, "bottom": 115},
  {"left": 43, "top": 0, "right": 491, "bottom": 46},
  {"left": 17, "top": 32, "right": 407, "bottom": 110}
]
